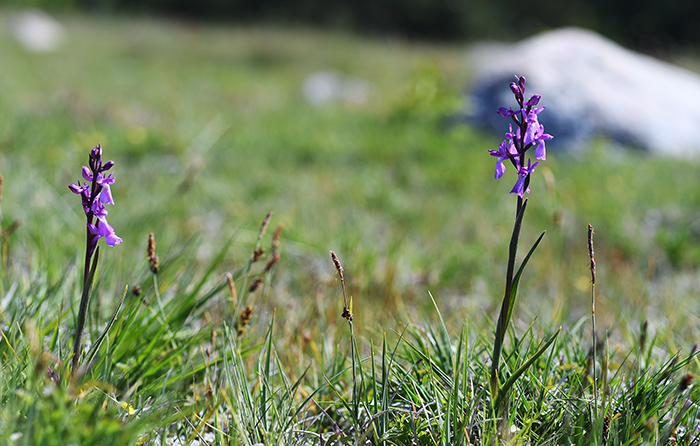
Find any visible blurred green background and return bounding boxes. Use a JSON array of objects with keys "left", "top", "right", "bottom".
[{"left": 1, "top": 4, "right": 700, "bottom": 342}]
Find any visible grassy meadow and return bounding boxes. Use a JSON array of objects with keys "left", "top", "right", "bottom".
[{"left": 1, "top": 9, "right": 700, "bottom": 445}]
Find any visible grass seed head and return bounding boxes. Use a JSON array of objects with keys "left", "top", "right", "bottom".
[
  {"left": 257, "top": 212, "right": 272, "bottom": 242},
  {"left": 248, "top": 277, "right": 264, "bottom": 293},
  {"left": 237, "top": 306, "right": 254, "bottom": 335},
  {"left": 330, "top": 250, "right": 344, "bottom": 282},
  {"left": 679, "top": 373, "right": 693, "bottom": 392},
  {"left": 272, "top": 223, "right": 283, "bottom": 248},
  {"left": 342, "top": 306, "right": 353, "bottom": 322},
  {"left": 588, "top": 224, "right": 596, "bottom": 284},
  {"left": 147, "top": 232, "right": 159, "bottom": 274},
  {"left": 264, "top": 252, "right": 280, "bottom": 273}
]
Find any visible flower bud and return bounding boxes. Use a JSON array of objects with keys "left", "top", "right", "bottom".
[
  {"left": 90, "top": 143, "right": 102, "bottom": 160},
  {"left": 101, "top": 160, "right": 115, "bottom": 172},
  {"left": 518, "top": 76, "right": 526, "bottom": 91},
  {"left": 526, "top": 95, "right": 541, "bottom": 106},
  {"left": 497, "top": 107, "right": 515, "bottom": 117}
]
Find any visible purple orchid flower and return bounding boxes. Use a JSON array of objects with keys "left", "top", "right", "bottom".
[
  {"left": 69, "top": 144, "right": 122, "bottom": 249},
  {"left": 489, "top": 139, "right": 518, "bottom": 179},
  {"left": 523, "top": 109, "right": 553, "bottom": 161},
  {"left": 510, "top": 158, "right": 538, "bottom": 198},
  {"left": 489, "top": 76, "right": 553, "bottom": 196}
]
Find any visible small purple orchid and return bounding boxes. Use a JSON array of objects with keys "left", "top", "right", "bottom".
[
  {"left": 510, "top": 158, "right": 539, "bottom": 198},
  {"left": 490, "top": 76, "right": 553, "bottom": 196},
  {"left": 69, "top": 144, "right": 122, "bottom": 251},
  {"left": 489, "top": 138, "right": 518, "bottom": 179}
]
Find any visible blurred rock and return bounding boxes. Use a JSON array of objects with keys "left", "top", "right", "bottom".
[
  {"left": 11, "top": 10, "right": 65, "bottom": 52},
  {"left": 301, "top": 71, "right": 372, "bottom": 106},
  {"left": 466, "top": 27, "right": 700, "bottom": 155}
]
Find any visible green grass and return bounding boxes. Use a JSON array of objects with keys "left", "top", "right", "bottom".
[{"left": 1, "top": 9, "right": 700, "bottom": 445}]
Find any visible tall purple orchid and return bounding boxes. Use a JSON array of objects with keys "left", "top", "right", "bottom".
[
  {"left": 488, "top": 77, "right": 559, "bottom": 410},
  {"left": 489, "top": 76, "right": 552, "bottom": 197},
  {"left": 69, "top": 144, "right": 122, "bottom": 271},
  {"left": 69, "top": 143, "right": 121, "bottom": 377}
]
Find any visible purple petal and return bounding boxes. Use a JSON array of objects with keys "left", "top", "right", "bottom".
[
  {"left": 535, "top": 141, "right": 546, "bottom": 160},
  {"left": 82, "top": 166, "right": 93, "bottom": 182},
  {"left": 95, "top": 217, "right": 122, "bottom": 246},
  {"left": 88, "top": 223, "right": 99, "bottom": 236},
  {"left": 92, "top": 202, "right": 108, "bottom": 217},
  {"left": 524, "top": 125, "right": 537, "bottom": 146},
  {"left": 510, "top": 175, "right": 525, "bottom": 197},
  {"left": 104, "top": 230, "right": 123, "bottom": 247},
  {"left": 495, "top": 160, "right": 506, "bottom": 179},
  {"left": 99, "top": 184, "right": 114, "bottom": 205},
  {"left": 525, "top": 95, "right": 541, "bottom": 106},
  {"left": 97, "top": 173, "right": 115, "bottom": 186}
]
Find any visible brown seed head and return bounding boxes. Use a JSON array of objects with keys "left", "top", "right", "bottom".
[
  {"left": 264, "top": 251, "right": 280, "bottom": 273},
  {"left": 588, "top": 224, "right": 596, "bottom": 284},
  {"left": 263, "top": 224, "right": 284, "bottom": 273},
  {"left": 257, "top": 212, "right": 272, "bottom": 242},
  {"left": 341, "top": 306, "right": 353, "bottom": 322},
  {"left": 237, "top": 305, "right": 254, "bottom": 335},
  {"left": 330, "top": 251, "right": 344, "bottom": 282},
  {"left": 248, "top": 277, "right": 264, "bottom": 293},
  {"left": 132, "top": 285, "right": 142, "bottom": 296},
  {"left": 251, "top": 212, "right": 273, "bottom": 261},
  {"left": 272, "top": 224, "right": 283, "bottom": 249},
  {"left": 147, "top": 233, "right": 159, "bottom": 274},
  {"left": 342, "top": 305, "right": 354, "bottom": 322},
  {"left": 0, "top": 174, "right": 4, "bottom": 202},
  {"left": 680, "top": 373, "right": 694, "bottom": 392}
]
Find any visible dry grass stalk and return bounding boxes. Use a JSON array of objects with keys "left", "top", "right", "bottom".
[
  {"left": 330, "top": 251, "right": 352, "bottom": 322},
  {"left": 226, "top": 272, "right": 237, "bottom": 306}
]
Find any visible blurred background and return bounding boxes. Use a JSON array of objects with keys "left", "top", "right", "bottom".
[
  {"left": 2, "top": 0, "right": 700, "bottom": 337},
  {"left": 5, "top": 0, "right": 700, "bottom": 51}
]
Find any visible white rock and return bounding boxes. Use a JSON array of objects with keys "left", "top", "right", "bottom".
[
  {"left": 467, "top": 27, "right": 700, "bottom": 155},
  {"left": 11, "top": 10, "right": 65, "bottom": 52}
]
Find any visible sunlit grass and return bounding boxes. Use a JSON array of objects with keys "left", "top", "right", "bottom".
[{"left": 1, "top": 8, "right": 699, "bottom": 444}]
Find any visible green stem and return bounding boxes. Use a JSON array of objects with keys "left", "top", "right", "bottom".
[
  {"left": 72, "top": 246, "right": 100, "bottom": 379},
  {"left": 591, "top": 281, "right": 598, "bottom": 422},
  {"left": 490, "top": 197, "right": 527, "bottom": 402}
]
